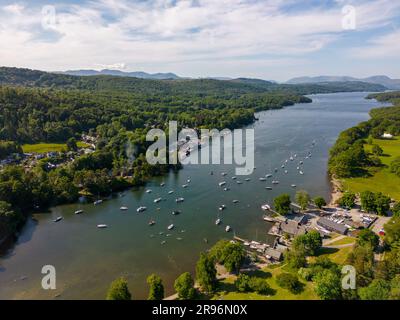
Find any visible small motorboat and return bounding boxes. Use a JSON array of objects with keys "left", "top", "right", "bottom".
[
  {"left": 120, "top": 206, "right": 128, "bottom": 211},
  {"left": 232, "top": 200, "right": 239, "bottom": 203},
  {"left": 167, "top": 224, "right": 174, "bottom": 230},
  {"left": 53, "top": 216, "right": 63, "bottom": 222},
  {"left": 97, "top": 224, "right": 107, "bottom": 228},
  {"left": 272, "top": 180, "right": 279, "bottom": 184},
  {"left": 259, "top": 177, "right": 266, "bottom": 181},
  {"left": 219, "top": 204, "right": 226, "bottom": 211},
  {"left": 182, "top": 184, "right": 188, "bottom": 188},
  {"left": 261, "top": 204, "right": 271, "bottom": 211},
  {"left": 281, "top": 165, "right": 285, "bottom": 168},
  {"left": 245, "top": 178, "right": 251, "bottom": 181},
  {"left": 265, "top": 186, "right": 273, "bottom": 190},
  {"left": 223, "top": 187, "right": 230, "bottom": 191},
  {"left": 168, "top": 190, "right": 174, "bottom": 194},
  {"left": 93, "top": 199, "right": 103, "bottom": 205},
  {"left": 231, "top": 176, "right": 237, "bottom": 180},
  {"left": 225, "top": 225, "right": 231, "bottom": 232},
  {"left": 236, "top": 180, "right": 242, "bottom": 184},
  {"left": 219, "top": 181, "right": 227, "bottom": 187},
  {"left": 146, "top": 189, "right": 152, "bottom": 194},
  {"left": 148, "top": 220, "right": 155, "bottom": 226},
  {"left": 161, "top": 240, "right": 166, "bottom": 245},
  {"left": 291, "top": 184, "right": 297, "bottom": 188},
  {"left": 154, "top": 197, "right": 162, "bottom": 203},
  {"left": 284, "top": 170, "right": 288, "bottom": 174},
  {"left": 263, "top": 215, "right": 274, "bottom": 222},
  {"left": 299, "top": 161, "right": 303, "bottom": 165},
  {"left": 160, "top": 182, "right": 165, "bottom": 187},
  {"left": 176, "top": 197, "right": 184, "bottom": 203},
  {"left": 265, "top": 174, "right": 272, "bottom": 178},
  {"left": 172, "top": 210, "right": 181, "bottom": 215},
  {"left": 215, "top": 218, "right": 222, "bottom": 225},
  {"left": 137, "top": 206, "right": 147, "bottom": 213},
  {"left": 74, "top": 210, "right": 84, "bottom": 215},
  {"left": 299, "top": 171, "right": 304, "bottom": 175},
  {"left": 187, "top": 179, "right": 191, "bottom": 183}
]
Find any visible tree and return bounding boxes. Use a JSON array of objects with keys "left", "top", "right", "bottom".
[
  {"left": 147, "top": 274, "right": 164, "bottom": 300},
  {"left": 292, "top": 230, "right": 322, "bottom": 256},
  {"left": 384, "top": 217, "right": 400, "bottom": 248},
  {"left": 174, "top": 272, "right": 196, "bottom": 300},
  {"left": 276, "top": 273, "right": 303, "bottom": 294},
  {"left": 338, "top": 192, "right": 356, "bottom": 208},
  {"left": 273, "top": 194, "right": 291, "bottom": 215},
  {"left": 359, "top": 279, "right": 390, "bottom": 300},
  {"left": 392, "top": 202, "right": 400, "bottom": 217},
  {"left": 220, "top": 242, "right": 246, "bottom": 273},
  {"left": 314, "top": 196, "right": 326, "bottom": 209},
  {"left": 106, "top": 277, "right": 131, "bottom": 300},
  {"left": 346, "top": 245, "right": 375, "bottom": 287},
  {"left": 360, "top": 191, "right": 376, "bottom": 213},
  {"left": 0, "top": 200, "right": 22, "bottom": 233},
  {"left": 371, "top": 144, "right": 383, "bottom": 156},
  {"left": 234, "top": 274, "right": 251, "bottom": 292},
  {"left": 314, "top": 270, "right": 342, "bottom": 300},
  {"left": 389, "top": 274, "right": 400, "bottom": 300},
  {"left": 295, "top": 190, "right": 310, "bottom": 211},
  {"left": 284, "top": 248, "right": 307, "bottom": 269},
  {"left": 66, "top": 137, "right": 78, "bottom": 151},
  {"left": 196, "top": 253, "right": 217, "bottom": 293},
  {"left": 357, "top": 228, "right": 379, "bottom": 250},
  {"left": 374, "top": 192, "right": 391, "bottom": 216}
]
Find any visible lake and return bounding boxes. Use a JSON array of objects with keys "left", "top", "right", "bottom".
[{"left": 0, "top": 92, "right": 390, "bottom": 299}]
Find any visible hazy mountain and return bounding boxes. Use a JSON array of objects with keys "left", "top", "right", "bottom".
[
  {"left": 287, "top": 75, "right": 400, "bottom": 89},
  {"left": 61, "top": 69, "right": 181, "bottom": 80}
]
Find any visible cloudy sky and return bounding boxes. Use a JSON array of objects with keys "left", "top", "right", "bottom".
[{"left": 0, "top": 0, "right": 399, "bottom": 81}]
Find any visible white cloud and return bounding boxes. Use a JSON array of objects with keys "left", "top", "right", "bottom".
[{"left": 0, "top": 0, "right": 399, "bottom": 79}]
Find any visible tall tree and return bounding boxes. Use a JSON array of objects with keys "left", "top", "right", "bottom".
[
  {"left": 273, "top": 194, "right": 291, "bottom": 215},
  {"left": 174, "top": 272, "right": 196, "bottom": 300},
  {"left": 106, "top": 277, "right": 131, "bottom": 300},
  {"left": 196, "top": 253, "right": 217, "bottom": 293},
  {"left": 295, "top": 190, "right": 310, "bottom": 211},
  {"left": 147, "top": 274, "right": 164, "bottom": 300}
]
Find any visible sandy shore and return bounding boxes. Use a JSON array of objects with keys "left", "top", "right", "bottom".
[{"left": 329, "top": 176, "right": 343, "bottom": 207}]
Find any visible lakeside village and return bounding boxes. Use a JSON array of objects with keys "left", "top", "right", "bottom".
[{"left": 232, "top": 198, "right": 388, "bottom": 266}]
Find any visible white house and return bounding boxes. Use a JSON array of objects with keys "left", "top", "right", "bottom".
[{"left": 382, "top": 133, "right": 393, "bottom": 139}]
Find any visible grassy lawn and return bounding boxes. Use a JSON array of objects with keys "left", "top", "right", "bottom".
[
  {"left": 327, "top": 236, "right": 356, "bottom": 246},
  {"left": 309, "top": 245, "right": 354, "bottom": 265},
  {"left": 342, "top": 137, "right": 400, "bottom": 200},
  {"left": 213, "top": 265, "right": 319, "bottom": 300},
  {"left": 22, "top": 142, "right": 89, "bottom": 153}
]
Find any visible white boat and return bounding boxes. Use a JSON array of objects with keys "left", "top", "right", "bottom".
[
  {"left": 225, "top": 225, "right": 231, "bottom": 232},
  {"left": 299, "top": 171, "right": 304, "bottom": 175},
  {"left": 223, "top": 187, "right": 230, "bottom": 191},
  {"left": 148, "top": 220, "right": 155, "bottom": 226},
  {"left": 236, "top": 181, "right": 242, "bottom": 184},
  {"left": 53, "top": 216, "right": 63, "bottom": 222},
  {"left": 245, "top": 178, "right": 251, "bottom": 181},
  {"left": 215, "top": 218, "right": 222, "bottom": 225},
  {"left": 291, "top": 184, "right": 297, "bottom": 188},
  {"left": 172, "top": 210, "right": 181, "bottom": 215},
  {"left": 160, "top": 182, "right": 165, "bottom": 187},
  {"left": 263, "top": 215, "right": 274, "bottom": 222},
  {"left": 168, "top": 190, "right": 174, "bottom": 194},
  {"left": 167, "top": 224, "right": 174, "bottom": 230},
  {"left": 265, "top": 186, "right": 272, "bottom": 190},
  {"left": 182, "top": 184, "right": 188, "bottom": 188},
  {"left": 265, "top": 174, "right": 272, "bottom": 178},
  {"left": 290, "top": 156, "right": 294, "bottom": 161},
  {"left": 93, "top": 199, "right": 103, "bottom": 205},
  {"left": 272, "top": 180, "right": 279, "bottom": 184},
  {"left": 187, "top": 179, "right": 191, "bottom": 183},
  {"left": 231, "top": 176, "right": 237, "bottom": 180},
  {"left": 261, "top": 204, "right": 271, "bottom": 211},
  {"left": 219, "top": 204, "right": 226, "bottom": 211},
  {"left": 120, "top": 206, "right": 128, "bottom": 211},
  {"left": 154, "top": 197, "right": 162, "bottom": 203},
  {"left": 146, "top": 189, "right": 152, "bottom": 193},
  {"left": 74, "top": 210, "right": 84, "bottom": 214},
  {"left": 299, "top": 161, "right": 303, "bottom": 165},
  {"left": 281, "top": 165, "right": 285, "bottom": 168},
  {"left": 219, "top": 181, "right": 226, "bottom": 187},
  {"left": 259, "top": 177, "right": 267, "bottom": 181},
  {"left": 176, "top": 197, "right": 184, "bottom": 203},
  {"left": 233, "top": 200, "right": 239, "bottom": 203},
  {"left": 97, "top": 224, "right": 107, "bottom": 228},
  {"left": 137, "top": 206, "right": 147, "bottom": 212},
  {"left": 297, "top": 166, "right": 300, "bottom": 170},
  {"left": 221, "top": 172, "right": 227, "bottom": 176},
  {"left": 284, "top": 170, "right": 288, "bottom": 174}
]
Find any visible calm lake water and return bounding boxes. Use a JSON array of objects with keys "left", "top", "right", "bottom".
[{"left": 0, "top": 92, "right": 390, "bottom": 299}]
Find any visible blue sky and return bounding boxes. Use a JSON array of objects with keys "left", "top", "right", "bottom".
[{"left": 0, "top": 0, "right": 399, "bottom": 81}]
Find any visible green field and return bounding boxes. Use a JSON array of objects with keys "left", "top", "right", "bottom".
[
  {"left": 22, "top": 142, "right": 89, "bottom": 153},
  {"left": 213, "top": 264, "right": 319, "bottom": 300},
  {"left": 342, "top": 137, "right": 400, "bottom": 200}
]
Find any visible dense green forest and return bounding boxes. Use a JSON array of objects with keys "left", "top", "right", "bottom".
[{"left": 329, "top": 91, "right": 400, "bottom": 178}]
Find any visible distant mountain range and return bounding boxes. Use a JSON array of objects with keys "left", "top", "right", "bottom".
[
  {"left": 61, "top": 69, "right": 181, "bottom": 80},
  {"left": 286, "top": 75, "right": 400, "bottom": 89}
]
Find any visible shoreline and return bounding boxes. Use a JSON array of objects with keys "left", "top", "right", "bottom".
[{"left": 329, "top": 176, "right": 343, "bottom": 207}]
